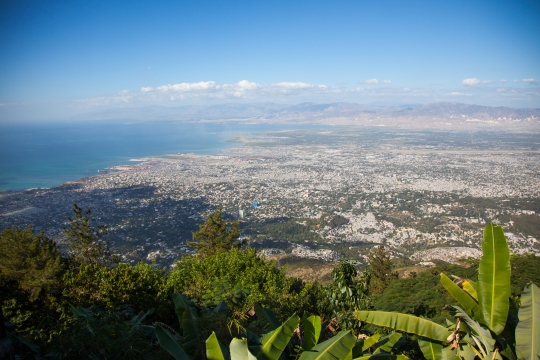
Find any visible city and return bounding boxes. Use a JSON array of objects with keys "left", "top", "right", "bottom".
[{"left": 1, "top": 127, "right": 538, "bottom": 269}]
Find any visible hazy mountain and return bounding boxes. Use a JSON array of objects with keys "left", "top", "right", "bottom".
[{"left": 74, "top": 102, "right": 540, "bottom": 131}]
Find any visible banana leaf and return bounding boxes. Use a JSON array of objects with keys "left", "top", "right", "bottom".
[
  {"left": 255, "top": 303, "right": 281, "bottom": 331},
  {"left": 374, "top": 332, "right": 403, "bottom": 353},
  {"left": 440, "top": 273, "right": 479, "bottom": 318},
  {"left": 457, "top": 341, "right": 478, "bottom": 360},
  {"left": 477, "top": 223, "right": 510, "bottom": 335},
  {"left": 173, "top": 292, "right": 196, "bottom": 312},
  {"left": 302, "top": 312, "right": 321, "bottom": 351},
  {"left": 213, "top": 301, "right": 228, "bottom": 316},
  {"left": 206, "top": 332, "right": 230, "bottom": 360},
  {"left": 417, "top": 338, "right": 451, "bottom": 360},
  {"left": 250, "top": 313, "right": 299, "bottom": 360},
  {"left": 515, "top": 283, "right": 540, "bottom": 360},
  {"left": 361, "top": 334, "right": 382, "bottom": 352},
  {"left": 182, "top": 307, "right": 202, "bottom": 353},
  {"left": 462, "top": 280, "right": 478, "bottom": 301},
  {"left": 155, "top": 325, "right": 191, "bottom": 360},
  {"left": 448, "top": 305, "right": 495, "bottom": 356},
  {"left": 299, "top": 330, "right": 356, "bottom": 360},
  {"left": 354, "top": 311, "right": 451, "bottom": 342},
  {"left": 353, "top": 354, "right": 409, "bottom": 360},
  {"left": 230, "top": 338, "right": 257, "bottom": 360}
]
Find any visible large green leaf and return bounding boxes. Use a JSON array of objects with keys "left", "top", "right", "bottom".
[
  {"left": 155, "top": 325, "right": 191, "bottom": 360},
  {"left": 206, "top": 332, "right": 230, "bottom": 360},
  {"left": 462, "top": 280, "right": 478, "bottom": 301},
  {"left": 230, "top": 338, "right": 257, "bottom": 360},
  {"left": 362, "top": 334, "right": 381, "bottom": 352},
  {"left": 374, "top": 332, "right": 403, "bottom": 353},
  {"left": 251, "top": 314, "right": 299, "bottom": 360},
  {"left": 458, "top": 342, "right": 479, "bottom": 360},
  {"left": 299, "top": 330, "right": 356, "bottom": 360},
  {"left": 173, "top": 292, "right": 196, "bottom": 312},
  {"left": 172, "top": 292, "right": 197, "bottom": 325},
  {"left": 477, "top": 223, "right": 511, "bottom": 335},
  {"left": 516, "top": 283, "right": 540, "bottom": 360},
  {"left": 182, "top": 307, "right": 202, "bottom": 353},
  {"left": 255, "top": 303, "right": 281, "bottom": 331},
  {"left": 354, "top": 311, "right": 450, "bottom": 342},
  {"left": 303, "top": 312, "right": 322, "bottom": 351},
  {"left": 440, "top": 273, "right": 479, "bottom": 319},
  {"left": 418, "top": 338, "right": 446, "bottom": 360},
  {"left": 353, "top": 354, "right": 409, "bottom": 360}
]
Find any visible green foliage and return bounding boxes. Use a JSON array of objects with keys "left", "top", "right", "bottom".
[
  {"left": 298, "top": 330, "right": 356, "bottom": 360},
  {"left": 206, "top": 331, "right": 229, "bottom": 360},
  {"left": 302, "top": 312, "right": 321, "bottom": 351},
  {"left": 0, "top": 226, "right": 65, "bottom": 345},
  {"left": 510, "top": 254, "right": 540, "bottom": 299},
  {"left": 62, "top": 203, "right": 118, "bottom": 266},
  {"left": 250, "top": 313, "right": 299, "bottom": 360},
  {"left": 355, "top": 310, "right": 450, "bottom": 342},
  {"left": 515, "top": 283, "right": 540, "bottom": 360},
  {"left": 166, "top": 248, "right": 307, "bottom": 318},
  {"left": 372, "top": 264, "right": 477, "bottom": 322},
  {"left": 62, "top": 262, "right": 169, "bottom": 318},
  {"left": 477, "top": 223, "right": 511, "bottom": 335},
  {"left": 367, "top": 246, "right": 398, "bottom": 295},
  {"left": 156, "top": 324, "right": 192, "bottom": 360},
  {"left": 356, "top": 223, "right": 540, "bottom": 360},
  {"left": 439, "top": 273, "right": 479, "bottom": 319},
  {"left": 0, "top": 225, "right": 64, "bottom": 302},
  {"left": 188, "top": 209, "right": 243, "bottom": 257},
  {"left": 328, "top": 260, "right": 371, "bottom": 331},
  {"left": 51, "top": 305, "right": 162, "bottom": 360}
]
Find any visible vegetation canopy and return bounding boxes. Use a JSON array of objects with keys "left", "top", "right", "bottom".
[{"left": 187, "top": 209, "right": 243, "bottom": 257}]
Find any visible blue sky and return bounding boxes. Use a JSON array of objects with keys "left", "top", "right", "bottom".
[{"left": 1, "top": 0, "right": 539, "bottom": 120}]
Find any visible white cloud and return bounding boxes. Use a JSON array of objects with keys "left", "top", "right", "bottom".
[
  {"left": 514, "top": 79, "right": 519, "bottom": 83},
  {"left": 72, "top": 78, "right": 540, "bottom": 110},
  {"left": 272, "top": 82, "right": 314, "bottom": 89},
  {"left": 362, "top": 79, "right": 392, "bottom": 85},
  {"left": 364, "top": 79, "right": 380, "bottom": 84},
  {"left": 156, "top": 81, "right": 218, "bottom": 92},
  {"left": 462, "top": 78, "right": 481, "bottom": 86},
  {"left": 462, "top": 78, "right": 494, "bottom": 86},
  {"left": 523, "top": 78, "right": 538, "bottom": 85},
  {"left": 499, "top": 79, "right": 508, "bottom": 83}
]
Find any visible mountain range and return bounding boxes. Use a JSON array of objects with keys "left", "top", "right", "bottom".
[{"left": 75, "top": 102, "right": 540, "bottom": 131}]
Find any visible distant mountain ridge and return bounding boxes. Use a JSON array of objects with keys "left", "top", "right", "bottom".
[{"left": 75, "top": 102, "right": 540, "bottom": 131}]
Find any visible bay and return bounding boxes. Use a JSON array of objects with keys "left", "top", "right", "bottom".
[{"left": 0, "top": 120, "right": 318, "bottom": 191}]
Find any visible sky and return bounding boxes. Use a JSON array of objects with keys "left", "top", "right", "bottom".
[{"left": 1, "top": 0, "right": 539, "bottom": 121}]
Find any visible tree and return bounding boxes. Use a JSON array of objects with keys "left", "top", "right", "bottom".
[
  {"left": 367, "top": 246, "right": 397, "bottom": 295},
  {"left": 0, "top": 226, "right": 65, "bottom": 345},
  {"left": 327, "top": 260, "right": 371, "bottom": 331},
  {"left": 62, "top": 203, "right": 118, "bottom": 267},
  {"left": 187, "top": 209, "right": 243, "bottom": 257},
  {"left": 0, "top": 226, "right": 64, "bottom": 302}
]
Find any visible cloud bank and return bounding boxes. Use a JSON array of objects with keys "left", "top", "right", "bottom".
[{"left": 68, "top": 78, "right": 540, "bottom": 112}]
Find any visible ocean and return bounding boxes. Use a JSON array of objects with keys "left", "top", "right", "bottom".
[{"left": 0, "top": 120, "right": 319, "bottom": 191}]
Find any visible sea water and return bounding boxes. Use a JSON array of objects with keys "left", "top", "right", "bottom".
[{"left": 0, "top": 120, "right": 318, "bottom": 191}]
